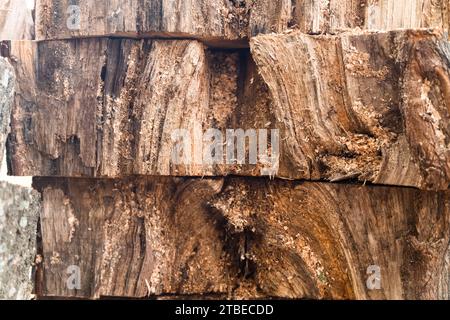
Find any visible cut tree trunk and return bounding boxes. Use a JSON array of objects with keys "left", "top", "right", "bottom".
[
  {"left": 249, "top": 0, "right": 450, "bottom": 36},
  {"left": 4, "top": 39, "right": 274, "bottom": 178},
  {"left": 250, "top": 29, "right": 450, "bottom": 191},
  {"left": 33, "top": 177, "right": 450, "bottom": 300},
  {"left": 4, "top": 29, "right": 450, "bottom": 190},
  {"left": 35, "top": 0, "right": 450, "bottom": 41},
  {"left": 2, "top": 0, "right": 450, "bottom": 301}
]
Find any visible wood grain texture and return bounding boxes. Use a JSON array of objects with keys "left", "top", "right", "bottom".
[
  {"left": 34, "top": 177, "right": 450, "bottom": 300},
  {"left": 4, "top": 30, "right": 450, "bottom": 190},
  {"left": 35, "top": 0, "right": 449, "bottom": 41},
  {"left": 34, "top": 177, "right": 237, "bottom": 299},
  {"left": 6, "top": 39, "right": 107, "bottom": 176},
  {"left": 4, "top": 39, "right": 277, "bottom": 178},
  {"left": 251, "top": 29, "right": 450, "bottom": 190},
  {"left": 36, "top": 0, "right": 249, "bottom": 45},
  {"left": 249, "top": 0, "right": 450, "bottom": 36},
  {"left": 0, "top": 0, "right": 35, "bottom": 40}
]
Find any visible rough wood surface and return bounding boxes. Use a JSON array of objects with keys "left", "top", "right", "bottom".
[
  {"left": 4, "top": 39, "right": 276, "bottom": 178},
  {"left": 0, "top": 0, "right": 35, "bottom": 40},
  {"left": 36, "top": 0, "right": 249, "bottom": 45},
  {"left": 34, "top": 177, "right": 235, "bottom": 299},
  {"left": 0, "top": 57, "right": 40, "bottom": 300},
  {"left": 3, "top": 0, "right": 449, "bottom": 303},
  {"left": 251, "top": 29, "right": 450, "bottom": 191},
  {"left": 36, "top": 0, "right": 450, "bottom": 41},
  {"left": 249, "top": 0, "right": 450, "bottom": 36},
  {"left": 33, "top": 177, "right": 450, "bottom": 300},
  {"left": 4, "top": 30, "right": 450, "bottom": 190}
]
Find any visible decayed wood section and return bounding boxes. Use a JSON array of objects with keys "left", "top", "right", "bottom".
[
  {"left": 35, "top": 0, "right": 449, "bottom": 41},
  {"left": 251, "top": 29, "right": 450, "bottom": 191},
  {"left": 34, "top": 177, "right": 232, "bottom": 299},
  {"left": 250, "top": 0, "right": 450, "bottom": 36},
  {"left": 4, "top": 38, "right": 276, "bottom": 178},
  {"left": 2, "top": 0, "right": 449, "bottom": 302},
  {"left": 33, "top": 177, "right": 450, "bottom": 300},
  {"left": 4, "top": 29, "right": 450, "bottom": 190},
  {"left": 0, "top": 0, "right": 35, "bottom": 40}
]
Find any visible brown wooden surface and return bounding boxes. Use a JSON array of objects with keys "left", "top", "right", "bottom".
[
  {"left": 35, "top": 0, "right": 450, "bottom": 41},
  {"left": 251, "top": 29, "right": 450, "bottom": 190},
  {"left": 4, "top": 29, "right": 450, "bottom": 190},
  {"left": 250, "top": 0, "right": 450, "bottom": 36},
  {"left": 2, "top": 1, "right": 450, "bottom": 301},
  {"left": 36, "top": 0, "right": 249, "bottom": 45},
  {"left": 4, "top": 39, "right": 274, "bottom": 178},
  {"left": 34, "top": 177, "right": 450, "bottom": 300}
]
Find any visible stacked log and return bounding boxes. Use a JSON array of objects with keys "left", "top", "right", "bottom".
[
  {"left": 33, "top": 177, "right": 450, "bottom": 300},
  {"left": 0, "top": 0, "right": 449, "bottom": 300},
  {"left": 5, "top": 30, "right": 450, "bottom": 190}
]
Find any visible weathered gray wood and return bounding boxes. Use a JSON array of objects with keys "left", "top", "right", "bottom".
[
  {"left": 0, "top": 182, "right": 40, "bottom": 300},
  {"left": 34, "top": 177, "right": 450, "bottom": 300},
  {"left": 0, "top": 56, "right": 13, "bottom": 164}
]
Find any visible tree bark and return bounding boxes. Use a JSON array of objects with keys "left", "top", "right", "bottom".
[
  {"left": 0, "top": 56, "right": 13, "bottom": 162},
  {"left": 0, "top": 57, "right": 40, "bottom": 300},
  {"left": 0, "top": 181, "right": 40, "bottom": 300}
]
